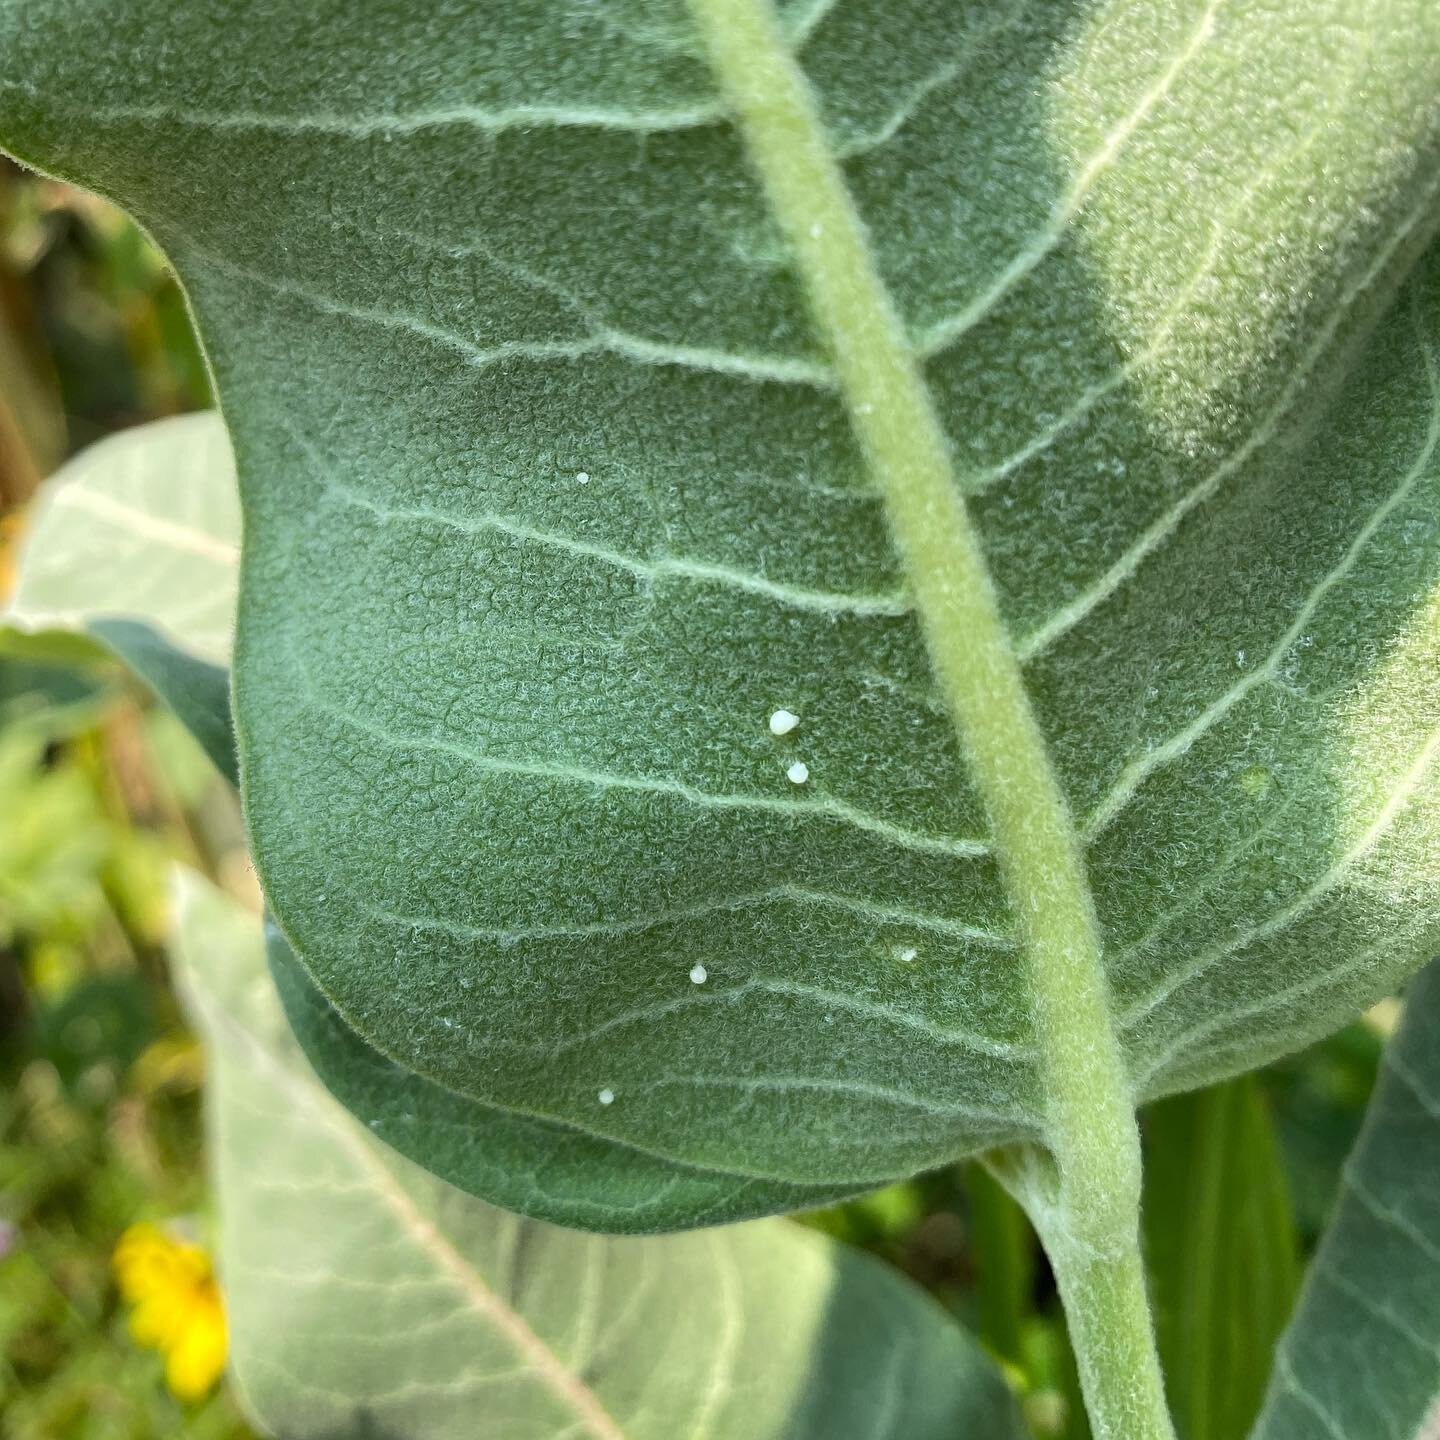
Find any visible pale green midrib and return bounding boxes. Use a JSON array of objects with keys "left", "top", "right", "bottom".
[
  {"left": 200, "top": 993, "right": 629, "bottom": 1440},
  {"left": 681, "top": 0, "right": 1140, "bottom": 1250}
]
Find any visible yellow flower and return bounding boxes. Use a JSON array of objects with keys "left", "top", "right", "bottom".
[
  {"left": 0, "top": 510, "right": 25, "bottom": 605},
  {"left": 113, "top": 1222, "right": 228, "bottom": 1401}
]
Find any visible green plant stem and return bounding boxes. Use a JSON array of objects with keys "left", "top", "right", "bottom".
[
  {"left": 682, "top": 1, "right": 1174, "bottom": 1435},
  {"left": 985, "top": 1143, "right": 1175, "bottom": 1440},
  {"left": 1048, "top": 1240, "right": 1176, "bottom": 1440}
]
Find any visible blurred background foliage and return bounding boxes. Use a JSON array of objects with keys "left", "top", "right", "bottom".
[{"left": 0, "top": 154, "right": 1395, "bottom": 1440}]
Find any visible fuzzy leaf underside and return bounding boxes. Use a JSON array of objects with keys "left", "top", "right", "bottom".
[
  {"left": 5, "top": 0, "right": 1440, "bottom": 1221},
  {"left": 266, "top": 923, "right": 869, "bottom": 1229},
  {"left": 173, "top": 870, "right": 1026, "bottom": 1440},
  {"left": 1249, "top": 961, "right": 1440, "bottom": 1440},
  {"left": 6, "top": 414, "right": 871, "bottom": 1228}
]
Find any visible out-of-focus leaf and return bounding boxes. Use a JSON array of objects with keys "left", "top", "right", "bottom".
[
  {"left": 1266, "top": 1022, "right": 1384, "bottom": 1238},
  {"left": 5, "top": 413, "right": 238, "bottom": 779},
  {"left": 7, "top": 413, "right": 236, "bottom": 665},
  {"left": 172, "top": 870, "right": 1028, "bottom": 1440},
  {"left": 966, "top": 1160, "right": 1035, "bottom": 1371},
  {"left": 1143, "top": 1076, "right": 1301, "bottom": 1440},
  {"left": 90, "top": 618, "right": 233, "bottom": 785},
  {"left": 1251, "top": 960, "right": 1440, "bottom": 1440},
  {"left": 0, "top": 651, "right": 108, "bottom": 728}
]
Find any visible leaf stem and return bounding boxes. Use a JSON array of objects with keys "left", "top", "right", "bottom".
[
  {"left": 1050, "top": 1237, "right": 1177, "bottom": 1439},
  {"left": 988, "top": 1143, "right": 1175, "bottom": 1440},
  {"left": 682, "top": 1, "right": 1173, "bottom": 1434}
]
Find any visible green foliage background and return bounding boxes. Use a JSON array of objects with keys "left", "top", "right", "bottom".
[{"left": 0, "top": 155, "right": 1395, "bottom": 1440}]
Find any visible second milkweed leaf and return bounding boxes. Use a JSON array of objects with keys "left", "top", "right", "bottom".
[
  {"left": 5, "top": 413, "right": 239, "bottom": 781},
  {"left": 174, "top": 870, "right": 1029, "bottom": 1440},
  {"left": 1250, "top": 962, "right": 1440, "bottom": 1440}
]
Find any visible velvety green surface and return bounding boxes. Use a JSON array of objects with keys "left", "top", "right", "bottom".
[
  {"left": 4, "top": 0, "right": 1440, "bottom": 1227},
  {"left": 6, "top": 413, "right": 867, "bottom": 1226},
  {"left": 1251, "top": 961, "right": 1440, "bottom": 1440},
  {"left": 172, "top": 870, "right": 1028, "bottom": 1440},
  {"left": 267, "top": 923, "right": 867, "bottom": 1229}
]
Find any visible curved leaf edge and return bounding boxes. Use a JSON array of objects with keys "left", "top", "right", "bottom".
[
  {"left": 266, "top": 918, "right": 876, "bottom": 1232},
  {"left": 12, "top": 511, "right": 878, "bottom": 1229}
]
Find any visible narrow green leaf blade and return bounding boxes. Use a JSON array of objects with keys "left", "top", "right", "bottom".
[
  {"left": 964, "top": 1161, "right": 1036, "bottom": 1372},
  {"left": 1143, "top": 1076, "right": 1301, "bottom": 1440},
  {"left": 172, "top": 871, "right": 1028, "bottom": 1440},
  {"left": 91, "top": 616, "right": 236, "bottom": 785},
  {"left": 1250, "top": 961, "right": 1440, "bottom": 1440}
]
